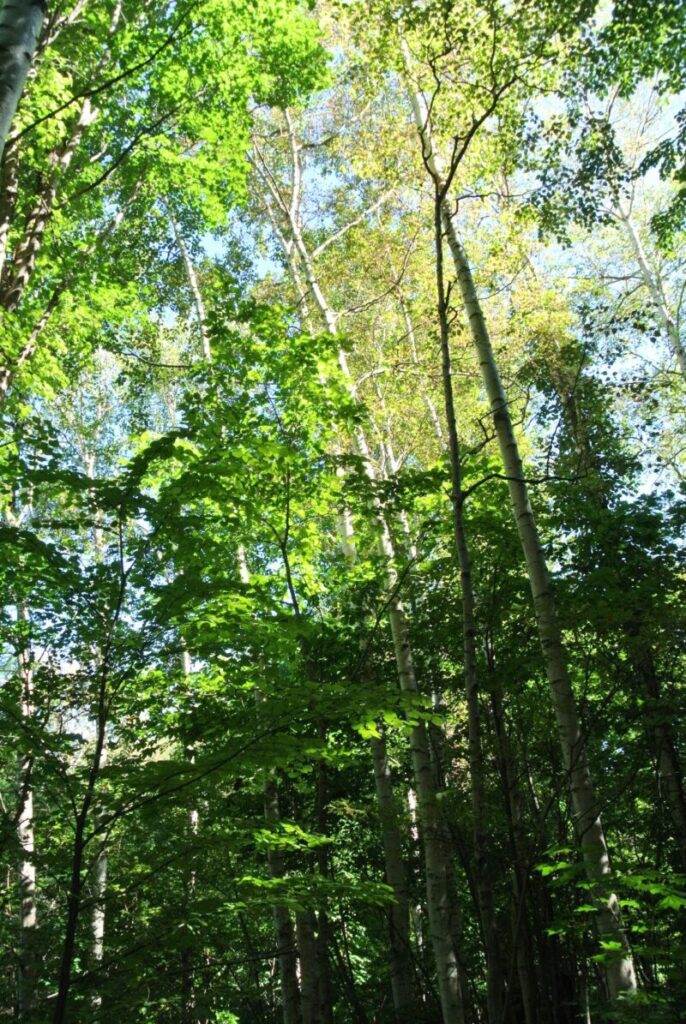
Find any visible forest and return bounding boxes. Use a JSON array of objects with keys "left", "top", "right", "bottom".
[{"left": 0, "top": 0, "right": 685, "bottom": 1021}]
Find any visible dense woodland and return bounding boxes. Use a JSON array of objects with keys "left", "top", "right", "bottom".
[{"left": 1, "top": 0, "right": 685, "bottom": 1021}]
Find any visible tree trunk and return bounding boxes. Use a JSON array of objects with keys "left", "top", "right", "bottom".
[
  {"left": 0, "top": 0, "right": 45, "bottom": 161},
  {"left": 15, "top": 600, "right": 37, "bottom": 1022},
  {"left": 489, "top": 686, "right": 539, "bottom": 1024},
  {"left": 433, "top": 188, "right": 503, "bottom": 1024},
  {"left": 371, "top": 733, "right": 415, "bottom": 1022},
  {"left": 314, "top": 725, "right": 335, "bottom": 1024},
  {"left": 169, "top": 210, "right": 213, "bottom": 364},
  {"left": 296, "top": 910, "right": 319, "bottom": 1024},
  {"left": 616, "top": 204, "right": 686, "bottom": 375},
  {"left": 404, "top": 73, "right": 635, "bottom": 997},
  {"left": 337, "top": 493, "right": 415, "bottom": 1023},
  {"left": 264, "top": 774, "right": 302, "bottom": 1024},
  {"left": 442, "top": 213, "right": 635, "bottom": 997},
  {"left": 252, "top": 112, "right": 463, "bottom": 1024},
  {"left": 53, "top": 553, "right": 119, "bottom": 1023},
  {"left": 238, "top": 547, "right": 302, "bottom": 1024},
  {"left": 0, "top": 95, "right": 96, "bottom": 311},
  {"left": 89, "top": 744, "right": 108, "bottom": 1019}
]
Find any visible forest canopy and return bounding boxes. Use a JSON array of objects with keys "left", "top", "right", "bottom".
[{"left": 0, "top": 0, "right": 685, "bottom": 1022}]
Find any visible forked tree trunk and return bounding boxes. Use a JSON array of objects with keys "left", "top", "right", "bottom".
[
  {"left": 406, "top": 78, "right": 636, "bottom": 998},
  {"left": 442, "top": 214, "right": 636, "bottom": 997},
  {"left": 616, "top": 204, "right": 686, "bottom": 375},
  {"left": 252, "top": 117, "right": 462, "bottom": 1024}
]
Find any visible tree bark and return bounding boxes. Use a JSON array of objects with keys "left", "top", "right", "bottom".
[
  {"left": 296, "top": 910, "right": 319, "bottom": 1024},
  {"left": 239, "top": 547, "right": 302, "bottom": 1024},
  {"left": 442, "top": 211, "right": 635, "bottom": 997},
  {"left": 169, "top": 210, "right": 213, "bottom": 363},
  {"left": 0, "top": 95, "right": 97, "bottom": 311},
  {"left": 0, "top": 0, "right": 45, "bottom": 161},
  {"left": 489, "top": 686, "right": 539, "bottom": 1024},
  {"left": 433, "top": 192, "right": 502, "bottom": 1024},
  {"left": 616, "top": 203, "right": 686, "bottom": 375},
  {"left": 313, "top": 729, "right": 335, "bottom": 1024},
  {"left": 89, "top": 744, "right": 108, "bottom": 1018},
  {"left": 405, "top": 77, "right": 636, "bottom": 998},
  {"left": 16, "top": 604, "right": 37, "bottom": 1021},
  {"left": 371, "top": 732, "right": 415, "bottom": 1022},
  {"left": 264, "top": 774, "right": 303, "bottom": 1024},
  {"left": 52, "top": 716, "right": 108, "bottom": 1024},
  {"left": 252, "top": 112, "right": 463, "bottom": 1024}
]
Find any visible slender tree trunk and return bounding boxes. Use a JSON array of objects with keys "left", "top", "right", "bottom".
[
  {"left": 0, "top": 95, "right": 97, "bottom": 311},
  {"left": 264, "top": 774, "right": 302, "bottom": 1024},
  {"left": 398, "top": 294, "right": 445, "bottom": 446},
  {"left": 52, "top": 719, "right": 108, "bottom": 1024},
  {"left": 433, "top": 189, "right": 503, "bottom": 1024},
  {"left": 169, "top": 211, "right": 213, "bottom": 363},
  {"left": 16, "top": 604, "right": 37, "bottom": 1021},
  {"left": 252, "top": 114, "right": 462, "bottom": 1024},
  {"left": 334, "top": 907, "right": 369, "bottom": 1024},
  {"left": 296, "top": 910, "right": 319, "bottom": 1024},
  {"left": 405, "top": 78, "right": 636, "bottom": 997},
  {"left": 239, "top": 547, "right": 302, "bottom": 1024},
  {"left": 0, "top": 0, "right": 45, "bottom": 161},
  {"left": 616, "top": 204, "right": 686, "bottom": 375},
  {"left": 53, "top": 547, "right": 123, "bottom": 1024},
  {"left": 176, "top": 635, "right": 201, "bottom": 1022},
  {"left": 443, "top": 210, "right": 635, "bottom": 997},
  {"left": 314, "top": 725, "right": 335, "bottom": 1024},
  {"left": 89, "top": 744, "right": 108, "bottom": 1020},
  {"left": 0, "top": 143, "right": 19, "bottom": 276},
  {"left": 337, "top": 495, "right": 415, "bottom": 1023},
  {"left": 489, "top": 686, "right": 538, "bottom": 1024},
  {"left": 83, "top": 453, "right": 110, "bottom": 1020},
  {"left": 371, "top": 733, "right": 415, "bottom": 1022}
]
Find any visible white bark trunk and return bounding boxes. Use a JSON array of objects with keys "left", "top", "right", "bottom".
[
  {"left": 87, "top": 454, "right": 108, "bottom": 1015},
  {"left": 399, "top": 295, "right": 445, "bottom": 445},
  {"left": 89, "top": 745, "right": 108, "bottom": 1014},
  {"left": 295, "top": 910, "right": 319, "bottom": 1024},
  {"left": 443, "top": 213, "right": 636, "bottom": 997},
  {"left": 0, "top": 0, "right": 44, "bottom": 160},
  {"left": 169, "top": 212, "right": 213, "bottom": 363},
  {"left": 264, "top": 774, "right": 302, "bottom": 1024},
  {"left": 617, "top": 204, "right": 686, "bottom": 375},
  {"left": 251, "top": 114, "right": 463, "bottom": 1022},
  {"left": 371, "top": 733, "right": 415, "bottom": 1022},
  {"left": 16, "top": 601, "right": 36, "bottom": 1020},
  {"left": 406, "top": 72, "right": 636, "bottom": 999},
  {"left": 240, "top": 547, "right": 302, "bottom": 1024}
]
